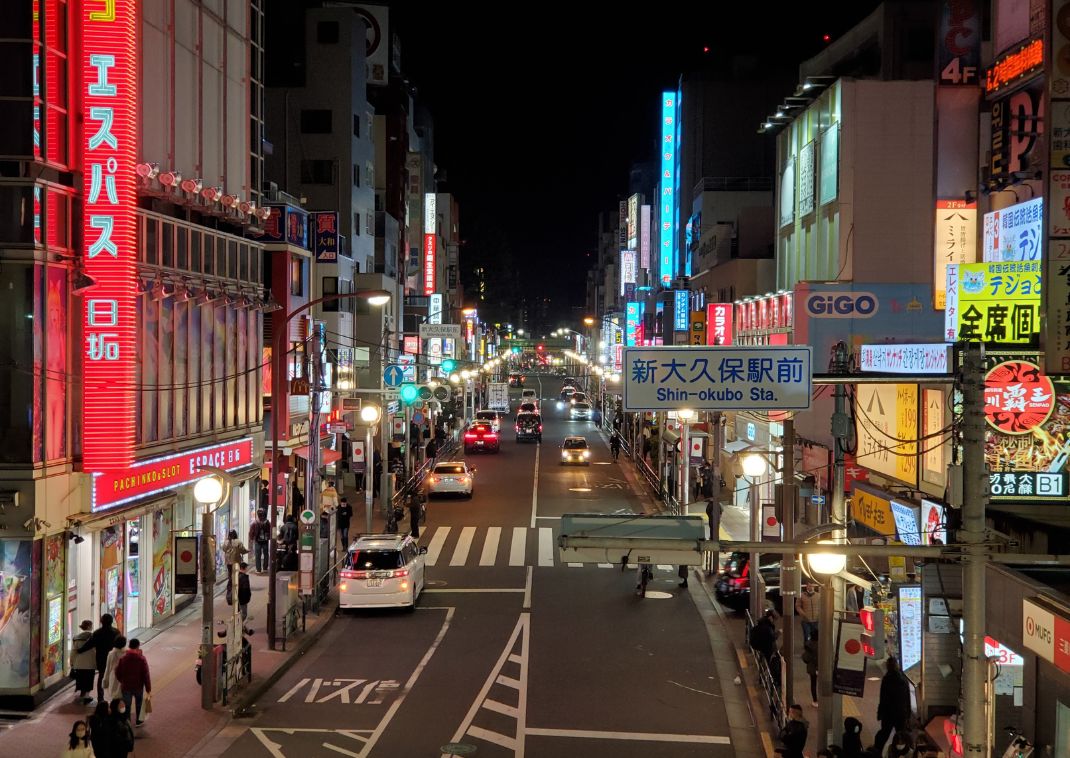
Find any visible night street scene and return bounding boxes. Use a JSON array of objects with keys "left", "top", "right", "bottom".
[{"left": 3, "top": 1, "right": 1070, "bottom": 756}]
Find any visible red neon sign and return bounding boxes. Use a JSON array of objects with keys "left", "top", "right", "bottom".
[
  {"left": 706, "top": 303, "right": 733, "bottom": 345},
  {"left": 81, "top": 0, "right": 138, "bottom": 471},
  {"left": 93, "top": 438, "right": 254, "bottom": 511},
  {"left": 423, "top": 233, "right": 436, "bottom": 295}
]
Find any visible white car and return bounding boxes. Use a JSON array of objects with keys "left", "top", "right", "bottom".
[
  {"left": 426, "top": 461, "right": 476, "bottom": 498},
  {"left": 561, "top": 436, "right": 591, "bottom": 465},
  {"left": 521, "top": 388, "right": 539, "bottom": 403},
  {"left": 570, "top": 391, "right": 588, "bottom": 405},
  {"left": 569, "top": 402, "right": 593, "bottom": 420},
  {"left": 474, "top": 409, "right": 502, "bottom": 433},
  {"left": 340, "top": 534, "right": 426, "bottom": 611}
]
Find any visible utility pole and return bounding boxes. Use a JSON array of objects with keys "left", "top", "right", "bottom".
[
  {"left": 781, "top": 417, "right": 797, "bottom": 708},
  {"left": 817, "top": 341, "right": 849, "bottom": 747},
  {"left": 961, "top": 343, "right": 989, "bottom": 757},
  {"left": 710, "top": 411, "right": 723, "bottom": 574},
  {"left": 199, "top": 507, "right": 216, "bottom": 708}
]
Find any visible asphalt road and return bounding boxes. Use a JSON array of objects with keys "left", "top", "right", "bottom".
[{"left": 218, "top": 377, "right": 738, "bottom": 757}]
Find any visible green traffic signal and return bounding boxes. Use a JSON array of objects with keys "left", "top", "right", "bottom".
[
  {"left": 399, "top": 383, "right": 419, "bottom": 403},
  {"left": 511, "top": 346, "right": 521, "bottom": 354},
  {"left": 441, "top": 359, "right": 457, "bottom": 373}
]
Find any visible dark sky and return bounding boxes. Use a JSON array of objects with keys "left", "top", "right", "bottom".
[{"left": 392, "top": 3, "right": 885, "bottom": 318}]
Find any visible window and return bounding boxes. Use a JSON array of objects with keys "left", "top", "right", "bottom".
[
  {"left": 352, "top": 163, "right": 360, "bottom": 187},
  {"left": 290, "top": 258, "right": 304, "bottom": 296},
  {"left": 352, "top": 114, "right": 359, "bottom": 137},
  {"left": 321, "top": 276, "right": 338, "bottom": 311},
  {"left": 300, "top": 159, "right": 335, "bottom": 185},
  {"left": 316, "top": 20, "right": 339, "bottom": 44},
  {"left": 352, "top": 212, "right": 360, "bottom": 236},
  {"left": 366, "top": 212, "right": 374, "bottom": 236},
  {"left": 300, "top": 109, "right": 332, "bottom": 134}
]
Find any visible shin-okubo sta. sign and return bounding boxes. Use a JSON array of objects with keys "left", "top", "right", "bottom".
[
  {"left": 82, "top": 0, "right": 138, "bottom": 471},
  {"left": 621, "top": 346, "right": 812, "bottom": 412},
  {"left": 955, "top": 262, "right": 1041, "bottom": 344}
]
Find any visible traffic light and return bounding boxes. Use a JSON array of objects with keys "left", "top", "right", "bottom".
[
  {"left": 441, "top": 359, "right": 457, "bottom": 373},
  {"left": 536, "top": 343, "right": 545, "bottom": 352},
  {"left": 399, "top": 383, "right": 419, "bottom": 404},
  {"left": 859, "top": 606, "right": 885, "bottom": 658},
  {"left": 511, "top": 346, "right": 521, "bottom": 354}
]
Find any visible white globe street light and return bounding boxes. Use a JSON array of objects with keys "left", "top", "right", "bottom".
[
  {"left": 741, "top": 453, "right": 768, "bottom": 478},
  {"left": 677, "top": 408, "right": 695, "bottom": 421},
  {"left": 360, "top": 404, "right": 382, "bottom": 424},
  {"left": 807, "top": 541, "right": 847, "bottom": 575},
  {"left": 449, "top": 373, "right": 461, "bottom": 384},
  {"left": 193, "top": 475, "right": 225, "bottom": 507}
]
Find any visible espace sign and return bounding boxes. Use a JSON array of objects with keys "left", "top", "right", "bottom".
[
  {"left": 1023, "top": 598, "right": 1070, "bottom": 672},
  {"left": 806, "top": 292, "right": 878, "bottom": 319}
]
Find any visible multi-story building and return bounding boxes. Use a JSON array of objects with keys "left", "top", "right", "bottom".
[{"left": 0, "top": 0, "right": 267, "bottom": 704}]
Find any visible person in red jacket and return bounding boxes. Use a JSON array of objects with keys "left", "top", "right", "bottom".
[{"left": 114, "top": 637, "right": 151, "bottom": 726}]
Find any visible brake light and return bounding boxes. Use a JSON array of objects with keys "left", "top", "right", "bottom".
[
  {"left": 538, "top": 425, "right": 543, "bottom": 431},
  {"left": 464, "top": 433, "right": 477, "bottom": 440},
  {"left": 429, "top": 476, "right": 439, "bottom": 484},
  {"left": 389, "top": 569, "right": 410, "bottom": 578},
  {"left": 485, "top": 432, "right": 497, "bottom": 440},
  {"left": 341, "top": 570, "right": 356, "bottom": 579}
]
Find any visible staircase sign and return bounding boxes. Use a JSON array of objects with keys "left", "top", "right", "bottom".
[{"left": 384, "top": 365, "right": 405, "bottom": 387}]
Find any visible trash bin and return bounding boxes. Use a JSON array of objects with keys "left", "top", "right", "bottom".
[{"left": 274, "top": 570, "right": 298, "bottom": 638}]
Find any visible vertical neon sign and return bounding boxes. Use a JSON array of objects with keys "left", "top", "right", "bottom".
[
  {"left": 423, "top": 192, "right": 436, "bottom": 295},
  {"left": 81, "top": 0, "right": 138, "bottom": 470},
  {"left": 660, "top": 92, "right": 675, "bottom": 285}
]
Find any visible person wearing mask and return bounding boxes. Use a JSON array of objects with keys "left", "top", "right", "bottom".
[
  {"left": 61, "top": 720, "right": 94, "bottom": 758},
  {"left": 842, "top": 716, "right": 865, "bottom": 758},
  {"left": 795, "top": 583, "right": 820, "bottom": 642},
  {"left": 108, "top": 698, "right": 135, "bottom": 758},
  {"left": 336, "top": 498, "right": 353, "bottom": 549},
  {"left": 114, "top": 638, "right": 151, "bottom": 727},
  {"left": 248, "top": 509, "right": 271, "bottom": 574},
  {"left": 873, "top": 656, "right": 912, "bottom": 754},
  {"left": 102, "top": 635, "right": 127, "bottom": 704},
  {"left": 777, "top": 704, "right": 809, "bottom": 758},
  {"left": 78, "top": 614, "right": 120, "bottom": 705},
  {"left": 70, "top": 620, "right": 97, "bottom": 705},
  {"left": 802, "top": 628, "right": 820, "bottom": 708},
  {"left": 87, "top": 702, "right": 113, "bottom": 758},
  {"left": 222, "top": 529, "right": 248, "bottom": 571}
]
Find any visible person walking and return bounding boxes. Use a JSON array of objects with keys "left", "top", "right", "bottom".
[
  {"left": 108, "top": 698, "right": 135, "bottom": 758},
  {"left": 278, "top": 514, "right": 298, "bottom": 551},
  {"left": 236, "top": 562, "right": 252, "bottom": 621},
  {"left": 87, "top": 701, "right": 113, "bottom": 758},
  {"left": 70, "top": 620, "right": 97, "bottom": 704},
  {"left": 842, "top": 716, "right": 865, "bottom": 758},
  {"left": 336, "top": 498, "right": 353, "bottom": 549},
  {"left": 425, "top": 436, "right": 439, "bottom": 463},
  {"left": 248, "top": 509, "right": 271, "bottom": 573},
  {"left": 777, "top": 704, "right": 809, "bottom": 758},
  {"left": 113, "top": 638, "right": 151, "bottom": 727},
  {"left": 291, "top": 479, "right": 305, "bottom": 514},
  {"left": 873, "top": 656, "right": 912, "bottom": 754},
  {"left": 222, "top": 529, "right": 248, "bottom": 571},
  {"left": 408, "top": 493, "right": 423, "bottom": 539},
  {"left": 78, "top": 614, "right": 120, "bottom": 705},
  {"left": 748, "top": 609, "right": 779, "bottom": 663},
  {"left": 796, "top": 583, "right": 820, "bottom": 642},
  {"left": 101, "top": 635, "right": 127, "bottom": 704},
  {"left": 802, "top": 628, "right": 820, "bottom": 708},
  {"left": 610, "top": 433, "right": 620, "bottom": 461},
  {"left": 705, "top": 496, "right": 722, "bottom": 574},
  {"left": 61, "top": 720, "right": 94, "bottom": 758},
  {"left": 321, "top": 479, "right": 340, "bottom": 513},
  {"left": 372, "top": 450, "right": 382, "bottom": 498}
]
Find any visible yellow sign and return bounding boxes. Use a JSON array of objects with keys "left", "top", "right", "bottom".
[
  {"left": 855, "top": 383, "right": 918, "bottom": 485},
  {"left": 956, "top": 261, "right": 1041, "bottom": 344},
  {"left": 689, "top": 310, "right": 706, "bottom": 346},
  {"left": 850, "top": 486, "right": 897, "bottom": 537}
]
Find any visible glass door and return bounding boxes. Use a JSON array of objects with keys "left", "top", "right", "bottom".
[{"left": 124, "top": 519, "right": 140, "bottom": 633}]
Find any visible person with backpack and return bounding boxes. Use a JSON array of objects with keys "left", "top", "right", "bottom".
[
  {"left": 248, "top": 509, "right": 271, "bottom": 573},
  {"left": 748, "top": 609, "right": 779, "bottom": 662},
  {"left": 336, "top": 498, "right": 353, "bottom": 549}
]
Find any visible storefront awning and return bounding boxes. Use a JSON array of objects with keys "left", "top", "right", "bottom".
[
  {"left": 75, "top": 492, "right": 179, "bottom": 531},
  {"left": 723, "top": 439, "right": 754, "bottom": 454},
  {"left": 291, "top": 446, "right": 342, "bottom": 466}
]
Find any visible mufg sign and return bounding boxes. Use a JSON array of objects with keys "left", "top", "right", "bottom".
[{"left": 622, "top": 346, "right": 813, "bottom": 412}]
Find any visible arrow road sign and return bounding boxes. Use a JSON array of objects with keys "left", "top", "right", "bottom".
[{"left": 383, "top": 365, "right": 405, "bottom": 387}]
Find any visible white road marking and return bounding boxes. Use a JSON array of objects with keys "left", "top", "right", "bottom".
[
  {"left": 251, "top": 728, "right": 374, "bottom": 758},
  {"left": 524, "top": 727, "right": 731, "bottom": 744},
  {"left": 657, "top": 564, "right": 673, "bottom": 571},
  {"left": 509, "top": 527, "right": 526, "bottom": 566},
  {"left": 598, "top": 563, "right": 613, "bottom": 568},
  {"left": 523, "top": 566, "right": 532, "bottom": 610},
  {"left": 422, "top": 588, "right": 525, "bottom": 594},
  {"left": 529, "top": 444, "right": 540, "bottom": 528},
  {"left": 496, "top": 674, "right": 521, "bottom": 689},
  {"left": 567, "top": 563, "right": 583, "bottom": 568},
  {"left": 479, "top": 526, "right": 501, "bottom": 566},
  {"left": 424, "top": 527, "right": 450, "bottom": 566},
  {"left": 538, "top": 528, "right": 554, "bottom": 567},
  {"left": 484, "top": 698, "right": 519, "bottom": 718},
  {"left": 468, "top": 725, "right": 518, "bottom": 750},
  {"left": 277, "top": 677, "right": 311, "bottom": 703},
  {"left": 450, "top": 527, "right": 477, "bottom": 566},
  {"left": 534, "top": 516, "right": 560, "bottom": 520}
]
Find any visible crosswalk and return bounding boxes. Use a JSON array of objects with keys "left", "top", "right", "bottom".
[{"left": 415, "top": 525, "right": 677, "bottom": 570}]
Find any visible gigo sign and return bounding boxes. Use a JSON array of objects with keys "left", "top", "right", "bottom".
[
  {"left": 806, "top": 292, "right": 878, "bottom": 318},
  {"left": 82, "top": 0, "right": 139, "bottom": 471}
]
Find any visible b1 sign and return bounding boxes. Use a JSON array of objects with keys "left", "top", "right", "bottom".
[{"left": 622, "top": 346, "right": 812, "bottom": 412}]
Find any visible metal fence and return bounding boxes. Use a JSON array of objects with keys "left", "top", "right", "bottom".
[{"left": 744, "top": 610, "right": 787, "bottom": 731}]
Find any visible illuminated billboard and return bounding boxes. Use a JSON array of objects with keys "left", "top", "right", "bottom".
[
  {"left": 423, "top": 193, "right": 436, "bottom": 295},
  {"left": 81, "top": 0, "right": 139, "bottom": 471},
  {"left": 934, "top": 200, "right": 977, "bottom": 309},
  {"left": 660, "top": 92, "right": 676, "bottom": 285},
  {"left": 955, "top": 261, "right": 1040, "bottom": 344},
  {"left": 627, "top": 194, "right": 639, "bottom": 250}
]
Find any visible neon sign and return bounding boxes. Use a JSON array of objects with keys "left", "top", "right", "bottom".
[
  {"left": 660, "top": 92, "right": 676, "bottom": 285},
  {"left": 985, "top": 38, "right": 1043, "bottom": 96},
  {"left": 423, "top": 192, "right": 436, "bottom": 295},
  {"left": 82, "top": 0, "right": 138, "bottom": 471}
]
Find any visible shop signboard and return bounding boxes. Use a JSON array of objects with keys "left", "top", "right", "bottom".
[
  {"left": 625, "top": 302, "right": 640, "bottom": 346},
  {"left": 174, "top": 536, "right": 199, "bottom": 595},
  {"left": 850, "top": 484, "right": 897, "bottom": 538},
  {"left": 922, "top": 387, "right": 951, "bottom": 491},
  {"left": 854, "top": 383, "right": 918, "bottom": 486},
  {"left": 920, "top": 499, "right": 947, "bottom": 545},
  {"left": 351, "top": 440, "right": 366, "bottom": 472},
  {"left": 92, "top": 438, "right": 255, "bottom": 512},
  {"left": 621, "top": 346, "right": 812, "bottom": 412},
  {"left": 890, "top": 500, "right": 922, "bottom": 546},
  {"left": 859, "top": 344, "right": 951, "bottom": 374},
  {"left": 674, "top": 291, "right": 689, "bottom": 332},
  {"left": 707, "top": 303, "right": 733, "bottom": 346},
  {"left": 984, "top": 359, "right": 1055, "bottom": 434},
  {"left": 689, "top": 311, "right": 706, "bottom": 346},
  {"left": 420, "top": 323, "right": 462, "bottom": 341},
  {"left": 983, "top": 198, "right": 1042, "bottom": 263},
  {"left": 311, "top": 211, "right": 339, "bottom": 262},
  {"left": 819, "top": 124, "right": 839, "bottom": 206},
  {"left": 1021, "top": 598, "right": 1070, "bottom": 672},
  {"left": 954, "top": 264, "right": 1041, "bottom": 343},
  {"left": 832, "top": 619, "right": 868, "bottom": 696},
  {"left": 660, "top": 92, "right": 677, "bottom": 285},
  {"left": 934, "top": 200, "right": 978, "bottom": 308},
  {"left": 937, "top": 0, "right": 980, "bottom": 85},
  {"left": 897, "top": 585, "right": 923, "bottom": 671}
]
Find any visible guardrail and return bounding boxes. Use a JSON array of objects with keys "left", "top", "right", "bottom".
[
  {"left": 744, "top": 610, "right": 787, "bottom": 730},
  {"left": 280, "top": 602, "right": 305, "bottom": 652}
]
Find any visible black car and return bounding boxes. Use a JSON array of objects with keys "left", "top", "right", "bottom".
[
  {"left": 714, "top": 552, "right": 783, "bottom": 614},
  {"left": 509, "top": 374, "right": 525, "bottom": 387},
  {"left": 515, "top": 412, "right": 542, "bottom": 442}
]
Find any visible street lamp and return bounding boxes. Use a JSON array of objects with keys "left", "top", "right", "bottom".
[
  {"left": 741, "top": 453, "right": 768, "bottom": 478},
  {"left": 583, "top": 317, "right": 595, "bottom": 326},
  {"left": 677, "top": 409, "right": 695, "bottom": 512},
  {"left": 807, "top": 541, "right": 847, "bottom": 575},
  {"left": 194, "top": 474, "right": 227, "bottom": 709},
  {"left": 359, "top": 404, "right": 382, "bottom": 534}
]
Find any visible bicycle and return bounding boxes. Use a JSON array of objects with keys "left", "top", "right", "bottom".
[
  {"left": 621, "top": 555, "right": 653, "bottom": 597},
  {"left": 1000, "top": 727, "right": 1034, "bottom": 758}
]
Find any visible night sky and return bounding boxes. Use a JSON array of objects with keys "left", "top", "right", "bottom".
[{"left": 276, "top": 2, "right": 886, "bottom": 325}]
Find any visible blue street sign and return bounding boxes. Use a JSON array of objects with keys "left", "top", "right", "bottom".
[
  {"left": 383, "top": 365, "right": 405, "bottom": 387},
  {"left": 811, "top": 495, "right": 826, "bottom": 506}
]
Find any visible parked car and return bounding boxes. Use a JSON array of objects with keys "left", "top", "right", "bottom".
[
  {"left": 560, "top": 436, "right": 591, "bottom": 465},
  {"left": 426, "top": 460, "right": 476, "bottom": 498},
  {"left": 569, "top": 402, "right": 593, "bottom": 420},
  {"left": 340, "top": 534, "right": 426, "bottom": 611},
  {"left": 515, "top": 412, "right": 542, "bottom": 442},
  {"left": 463, "top": 422, "right": 500, "bottom": 453},
  {"left": 509, "top": 374, "right": 525, "bottom": 387}
]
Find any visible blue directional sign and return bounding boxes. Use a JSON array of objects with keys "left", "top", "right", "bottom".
[
  {"left": 811, "top": 495, "right": 827, "bottom": 506},
  {"left": 383, "top": 365, "right": 405, "bottom": 387}
]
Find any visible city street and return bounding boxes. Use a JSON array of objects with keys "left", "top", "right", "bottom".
[{"left": 210, "top": 387, "right": 739, "bottom": 757}]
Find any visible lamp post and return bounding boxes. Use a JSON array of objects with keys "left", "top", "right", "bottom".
[
  {"left": 740, "top": 453, "right": 767, "bottom": 622},
  {"left": 677, "top": 408, "right": 695, "bottom": 512},
  {"left": 360, "top": 403, "right": 382, "bottom": 534},
  {"left": 194, "top": 474, "right": 227, "bottom": 710},
  {"left": 267, "top": 288, "right": 389, "bottom": 650}
]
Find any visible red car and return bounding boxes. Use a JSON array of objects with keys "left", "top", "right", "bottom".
[{"left": 464, "top": 423, "right": 500, "bottom": 453}]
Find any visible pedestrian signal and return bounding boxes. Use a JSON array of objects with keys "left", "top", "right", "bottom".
[
  {"left": 399, "top": 383, "right": 419, "bottom": 404},
  {"left": 441, "top": 359, "right": 457, "bottom": 373},
  {"left": 859, "top": 606, "right": 885, "bottom": 658}
]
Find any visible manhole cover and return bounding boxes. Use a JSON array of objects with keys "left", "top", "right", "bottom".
[
  {"left": 441, "top": 743, "right": 477, "bottom": 755},
  {"left": 642, "top": 591, "right": 674, "bottom": 599}
]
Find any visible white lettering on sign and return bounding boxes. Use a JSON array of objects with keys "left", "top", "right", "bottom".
[{"left": 1023, "top": 598, "right": 1055, "bottom": 663}]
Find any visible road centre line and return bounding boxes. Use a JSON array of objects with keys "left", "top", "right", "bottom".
[
  {"left": 530, "top": 443, "right": 540, "bottom": 528},
  {"left": 524, "top": 727, "right": 731, "bottom": 744}
]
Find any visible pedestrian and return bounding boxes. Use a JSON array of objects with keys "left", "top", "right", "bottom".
[
  {"left": 796, "top": 583, "right": 820, "bottom": 641},
  {"left": 610, "top": 433, "right": 620, "bottom": 460},
  {"left": 248, "top": 509, "right": 271, "bottom": 573},
  {"left": 873, "top": 656, "right": 912, "bottom": 755},
  {"left": 321, "top": 479, "right": 340, "bottom": 513},
  {"left": 372, "top": 450, "right": 382, "bottom": 498},
  {"left": 61, "top": 720, "right": 94, "bottom": 758},
  {"left": 222, "top": 529, "right": 248, "bottom": 571},
  {"left": 843, "top": 717, "right": 865, "bottom": 758},
  {"left": 803, "top": 627, "right": 820, "bottom": 708},
  {"left": 425, "top": 436, "right": 439, "bottom": 462},
  {"left": 705, "top": 496, "right": 722, "bottom": 542},
  {"left": 336, "top": 497, "right": 353, "bottom": 548},
  {"left": 114, "top": 638, "right": 151, "bottom": 727},
  {"left": 748, "top": 609, "right": 779, "bottom": 662},
  {"left": 777, "top": 704, "right": 809, "bottom": 758},
  {"left": 677, "top": 564, "right": 689, "bottom": 589},
  {"left": 408, "top": 493, "right": 423, "bottom": 539},
  {"left": 259, "top": 479, "right": 270, "bottom": 511},
  {"left": 102, "top": 635, "right": 127, "bottom": 703},
  {"left": 87, "top": 701, "right": 113, "bottom": 758},
  {"left": 291, "top": 479, "right": 305, "bottom": 513},
  {"left": 237, "top": 562, "right": 252, "bottom": 621},
  {"left": 78, "top": 614, "right": 120, "bottom": 704},
  {"left": 278, "top": 514, "right": 298, "bottom": 550},
  {"left": 70, "top": 620, "right": 97, "bottom": 704},
  {"left": 108, "top": 698, "right": 135, "bottom": 758}
]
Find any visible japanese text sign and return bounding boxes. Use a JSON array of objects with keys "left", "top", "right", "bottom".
[
  {"left": 660, "top": 92, "right": 676, "bottom": 285},
  {"left": 859, "top": 344, "right": 951, "bottom": 374},
  {"left": 990, "top": 471, "right": 1068, "bottom": 500},
  {"left": 850, "top": 484, "right": 896, "bottom": 537},
  {"left": 706, "top": 303, "right": 733, "bottom": 345},
  {"left": 934, "top": 200, "right": 977, "bottom": 309},
  {"left": 262, "top": 205, "right": 309, "bottom": 248},
  {"left": 82, "top": 0, "right": 138, "bottom": 471},
  {"left": 673, "top": 290, "right": 689, "bottom": 331},
  {"left": 956, "top": 261, "right": 1041, "bottom": 344},
  {"left": 984, "top": 360, "right": 1055, "bottom": 434},
  {"left": 855, "top": 383, "right": 918, "bottom": 486},
  {"left": 423, "top": 233, "right": 436, "bottom": 295},
  {"left": 625, "top": 302, "right": 639, "bottom": 346},
  {"left": 621, "top": 346, "right": 812, "bottom": 412},
  {"left": 311, "top": 211, "right": 339, "bottom": 262},
  {"left": 983, "top": 198, "right": 1041, "bottom": 262}
]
